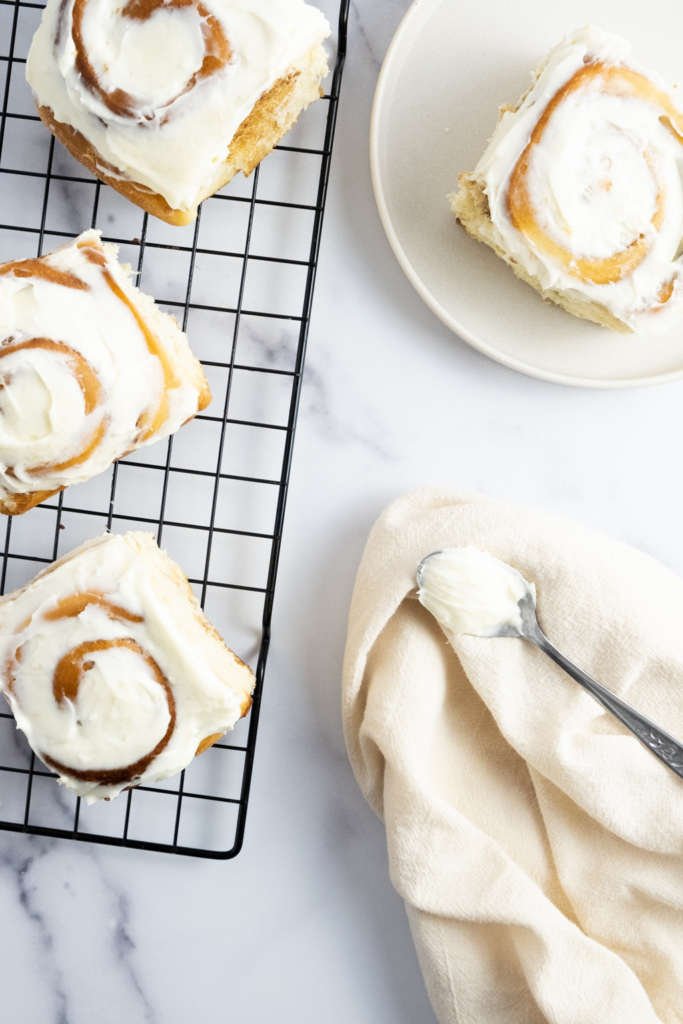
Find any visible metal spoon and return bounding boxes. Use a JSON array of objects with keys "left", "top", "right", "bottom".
[{"left": 417, "top": 552, "right": 683, "bottom": 780}]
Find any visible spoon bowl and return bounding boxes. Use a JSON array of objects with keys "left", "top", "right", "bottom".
[
  {"left": 416, "top": 549, "right": 540, "bottom": 640},
  {"left": 416, "top": 549, "right": 683, "bottom": 780}
]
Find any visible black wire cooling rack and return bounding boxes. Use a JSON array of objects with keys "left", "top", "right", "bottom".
[{"left": 0, "top": 0, "right": 349, "bottom": 858}]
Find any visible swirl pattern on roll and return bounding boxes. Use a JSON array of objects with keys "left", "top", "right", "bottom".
[
  {"left": 0, "top": 532, "right": 255, "bottom": 801},
  {"left": 68, "top": 0, "right": 233, "bottom": 123},
  {"left": 0, "top": 230, "right": 210, "bottom": 515},
  {"left": 27, "top": 0, "right": 331, "bottom": 218},
  {"left": 471, "top": 26, "right": 683, "bottom": 329}
]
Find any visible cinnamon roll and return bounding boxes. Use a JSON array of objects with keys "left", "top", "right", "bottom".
[
  {"left": 0, "top": 532, "right": 255, "bottom": 801},
  {"left": 451, "top": 27, "right": 683, "bottom": 332},
  {"left": 0, "top": 230, "right": 210, "bottom": 516},
  {"left": 26, "top": 0, "right": 331, "bottom": 225}
]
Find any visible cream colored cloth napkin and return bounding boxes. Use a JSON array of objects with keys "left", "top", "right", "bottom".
[{"left": 342, "top": 490, "right": 683, "bottom": 1024}]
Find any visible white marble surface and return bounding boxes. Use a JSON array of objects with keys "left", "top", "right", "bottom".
[{"left": 5, "top": 1, "right": 683, "bottom": 1021}]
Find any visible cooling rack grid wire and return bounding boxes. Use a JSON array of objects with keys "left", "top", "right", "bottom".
[{"left": 0, "top": 0, "right": 349, "bottom": 858}]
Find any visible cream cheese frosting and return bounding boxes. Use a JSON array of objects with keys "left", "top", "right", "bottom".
[
  {"left": 0, "top": 532, "right": 255, "bottom": 801},
  {"left": 471, "top": 26, "right": 683, "bottom": 329},
  {"left": 0, "top": 230, "right": 208, "bottom": 510},
  {"left": 26, "top": 0, "right": 331, "bottom": 212},
  {"left": 417, "top": 547, "right": 530, "bottom": 637}
]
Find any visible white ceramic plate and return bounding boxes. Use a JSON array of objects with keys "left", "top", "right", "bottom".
[{"left": 370, "top": 0, "right": 683, "bottom": 388}]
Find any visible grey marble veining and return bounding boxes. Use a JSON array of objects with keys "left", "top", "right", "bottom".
[
  {"left": 6, "top": 0, "right": 683, "bottom": 1021},
  {"left": 0, "top": 3, "right": 436, "bottom": 1022},
  {"left": 351, "top": 0, "right": 406, "bottom": 67},
  {"left": 302, "top": 356, "right": 399, "bottom": 460}
]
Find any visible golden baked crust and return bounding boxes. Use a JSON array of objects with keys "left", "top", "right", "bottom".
[
  {"left": 0, "top": 532, "right": 255, "bottom": 783},
  {"left": 0, "top": 239, "right": 212, "bottom": 516},
  {"left": 37, "top": 45, "right": 327, "bottom": 226},
  {"left": 0, "top": 487, "right": 62, "bottom": 517},
  {"left": 451, "top": 175, "right": 629, "bottom": 333},
  {"left": 450, "top": 63, "right": 633, "bottom": 333},
  {"left": 194, "top": 375, "right": 212, "bottom": 414}
]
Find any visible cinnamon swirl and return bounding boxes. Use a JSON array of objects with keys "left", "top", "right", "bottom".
[
  {"left": 0, "top": 230, "right": 210, "bottom": 515},
  {"left": 0, "top": 532, "right": 255, "bottom": 801},
  {"left": 451, "top": 27, "right": 683, "bottom": 332},
  {"left": 26, "top": 0, "right": 331, "bottom": 225}
]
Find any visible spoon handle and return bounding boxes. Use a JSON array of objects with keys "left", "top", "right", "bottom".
[{"left": 534, "top": 634, "right": 683, "bottom": 780}]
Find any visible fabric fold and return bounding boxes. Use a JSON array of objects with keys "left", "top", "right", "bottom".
[{"left": 342, "top": 489, "right": 683, "bottom": 1024}]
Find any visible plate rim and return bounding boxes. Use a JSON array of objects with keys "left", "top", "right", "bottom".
[{"left": 369, "top": 0, "right": 683, "bottom": 390}]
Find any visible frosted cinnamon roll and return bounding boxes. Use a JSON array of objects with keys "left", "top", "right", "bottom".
[
  {"left": 0, "top": 230, "right": 209, "bottom": 516},
  {"left": 0, "top": 532, "right": 255, "bottom": 801},
  {"left": 26, "top": 0, "right": 331, "bottom": 225},
  {"left": 452, "top": 27, "right": 683, "bottom": 331}
]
